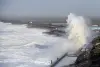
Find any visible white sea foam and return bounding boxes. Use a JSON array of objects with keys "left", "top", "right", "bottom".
[
  {"left": 0, "top": 13, "right": 94, "bottom": 67},
  {"left": 66, "top": 13, "right": 93, "bottom": 50},
  {"left": 0, "top": 22, "right": 67, "bottom": 67}
]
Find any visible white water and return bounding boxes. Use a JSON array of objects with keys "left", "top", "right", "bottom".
[
  {"left": 55, "top": 13, "right": 94, "bottom": 67},
  {"left": 67, "top": 13, "right": 93, "bottom": 51},
  {"left": 0, "top": 22, "right": 76, "bottom": 67},
  {"left": 0, "top": 13, "right": 94, "bottom": 67}
]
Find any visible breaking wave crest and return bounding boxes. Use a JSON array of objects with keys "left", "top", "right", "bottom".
[{"left": 66, "top": 13, "right": 93, "bottom": 50}]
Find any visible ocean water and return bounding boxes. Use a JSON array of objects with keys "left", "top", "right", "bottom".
[
  {"left": 0, "top": 13, "right": 96, "bottom": 67},
  {"left": 0, "top": 21, "right": 77, "bottom": 67}
]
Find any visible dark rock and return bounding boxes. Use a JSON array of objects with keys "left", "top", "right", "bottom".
[{"left": 65, "top": 36, "right": 100, "bottom": 67}]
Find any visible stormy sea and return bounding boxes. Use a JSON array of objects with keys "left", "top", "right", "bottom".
[{"left": 0, "top": 13, "right": 99, "bottom": 67}]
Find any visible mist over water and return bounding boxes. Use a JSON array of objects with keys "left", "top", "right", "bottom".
[
  {"left": 0, "top": 13, "right": 95, "bottom": 67},
  {"left": 66, "top": 13, "right": 93, "bottom": 51}
]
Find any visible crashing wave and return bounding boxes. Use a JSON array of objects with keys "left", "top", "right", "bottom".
[{"left": 66, "top": 13, "right": 94, "bottom": 51}]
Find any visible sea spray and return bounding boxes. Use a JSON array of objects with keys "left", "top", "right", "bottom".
[{"left": 66, "top": 13, "right": 93, "bottom": 51}]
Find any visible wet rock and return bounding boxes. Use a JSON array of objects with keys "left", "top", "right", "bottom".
[{"left": 65, "top": 36, "right": 100, "bottom": 67}]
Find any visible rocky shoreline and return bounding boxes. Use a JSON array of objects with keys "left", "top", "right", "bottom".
[{"left": 64, "top": 36, "right": 100, "bottom": 67}]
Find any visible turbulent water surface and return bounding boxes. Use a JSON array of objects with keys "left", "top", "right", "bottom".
[
  {"left": 0, "top": 21, "right": 77, "bottom": 67},
  {"left": 0, "top": 13, "right": 96, "bottom": 67}
]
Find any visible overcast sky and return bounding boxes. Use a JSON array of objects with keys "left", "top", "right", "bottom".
[{"left": 0, "top": 0, "right": 100, "bottom": 18}]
